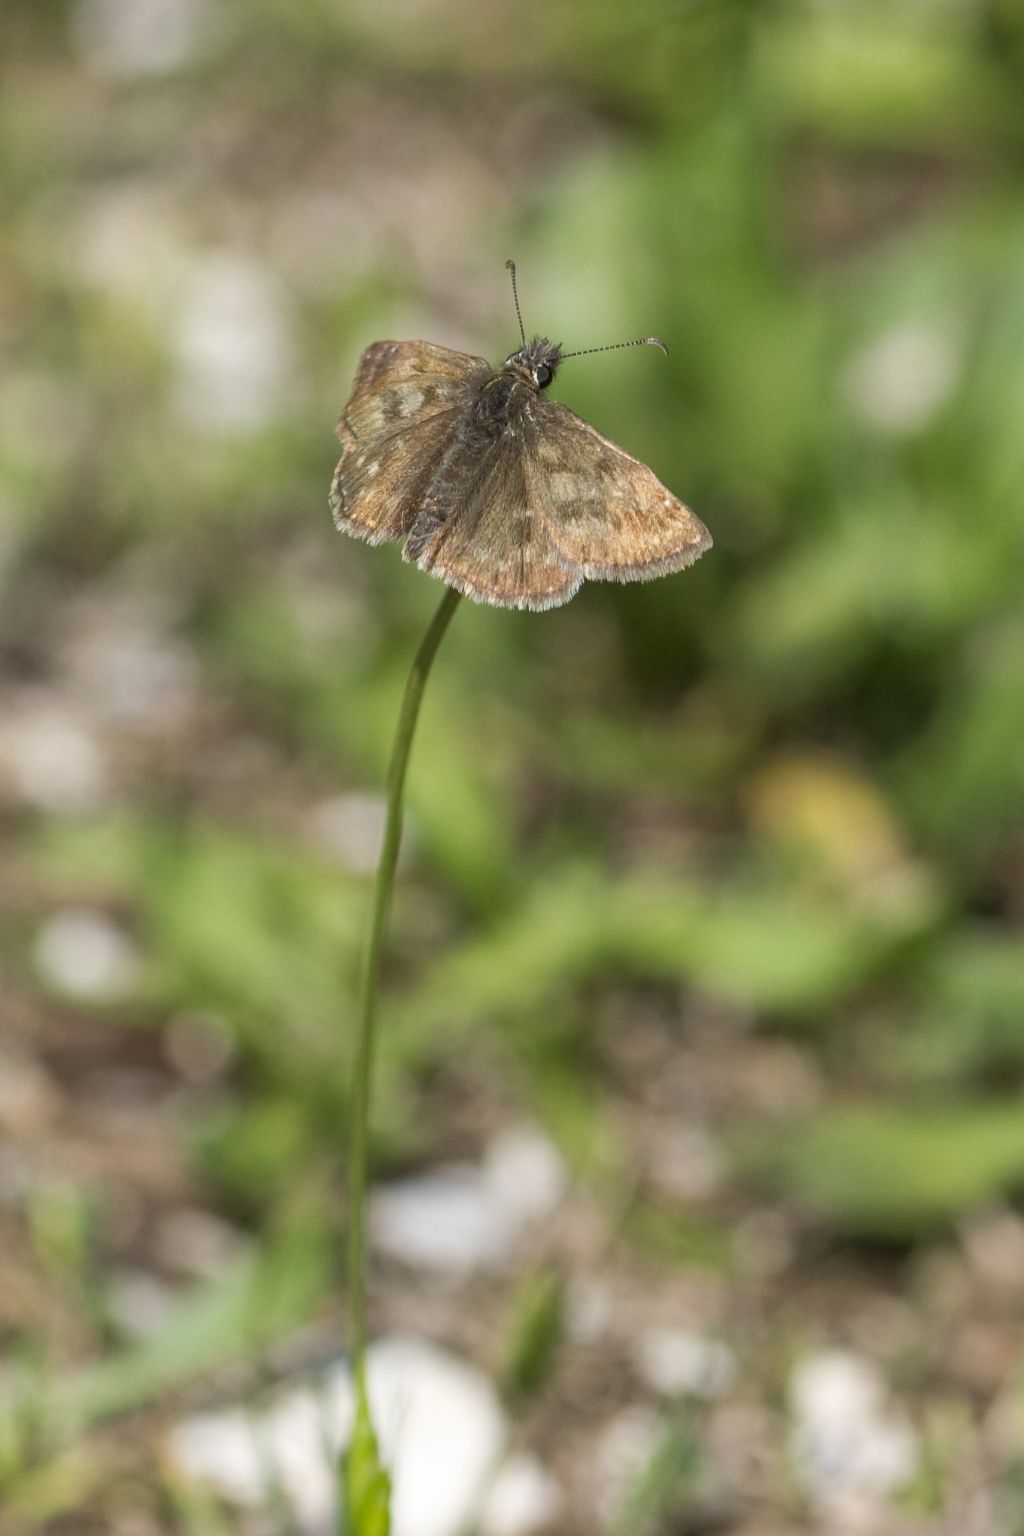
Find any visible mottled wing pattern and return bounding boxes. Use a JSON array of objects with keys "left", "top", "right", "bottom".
[
  {"left": 526, "top": 399, "right": 712, "bottom": 581},
  {"left": 330, "top": 341, "right": 490, "bottom": 545},
  {"left": 404, "top": 422, "right": 581, "bottom": 612}
]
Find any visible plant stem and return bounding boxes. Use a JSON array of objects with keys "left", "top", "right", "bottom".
[{"left": 347, "top": 583, "right": 462, "bottom": 1374}]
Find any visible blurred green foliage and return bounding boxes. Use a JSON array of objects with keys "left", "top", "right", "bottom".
[
  {"left": 501, "top": 1266, "right": 565, "bottom": 1402},
  {"left": 741, "top": 1102, "right": 1024, "bottom": 1239}
]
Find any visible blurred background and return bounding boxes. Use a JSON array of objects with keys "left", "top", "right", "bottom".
[{"left": 3, "top": 1, "right": 1024, "bottom": 1532}]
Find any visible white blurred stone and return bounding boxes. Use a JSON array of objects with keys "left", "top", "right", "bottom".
[
  {"left": 0, "top": 697, "right": 107, "bottom": 812},
  {"left": 635, "top": 1328, "right": 736, "bottom": 1401},
  {"left": 372, "top": 1127, "right": 566, "bottom": 1275},
  {"left": 61, "top": 604, "right": 197, "bottom": 727},
  {"left": 106, "top": 1269, "right": 177, "bottom": 1340},
  {"left": 484, "top": 1127, "right": 568, "bottom": 1224},
  {"left": 844, "top": 323, "right": 959, "bottom": 435},
  {"left": 567, "top": 1276, "right": 614, "bottom": 1343},
  {"left": 372, "top": 1165, "right": 518, "bottom": 1274},
  {"left": 263, "top": 1388, "right": 337, "bottom": 1529},
  {"left": 348, "top": 1338, "right": 506, "bottom": 1536},
  {"left": 592, "top": 1406, "right": 661, "bottom": 1523},
  {"left": 306, "top": 792, "right": 392, "bottom": 875},
  {"left": 169, "top": 1407, "right": 266, "bottom": 1507},
  {"left": 172, "top": 253, "right": 296, "bottom": 435},
  {"left": 789, "top": 1350, "right": 918, "bottom": 1518},
  {"left": 75, "top": 185, "right": 189, "bottom": 311},
  {"left": 154, "top": 1208, "right": 246, "bottom": 1280},
  {"left": 168, "top": 1336, "right": 506, "bottom": 1536},
  {"left": 34, "top": 910, "right": 141, "bottom": 1002},
  {"left": 72, "top": 0, "right": 207, "bottom": 78},
  {"left": 480, "top": 1454, "right": 562, "bottom": 1536}
]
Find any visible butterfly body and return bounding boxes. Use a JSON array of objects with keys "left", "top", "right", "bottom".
[{"left": 331, "top": 336, "right": 711, "bottom": 612}]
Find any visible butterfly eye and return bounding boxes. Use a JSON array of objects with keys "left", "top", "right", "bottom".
[{"left": 535, "top": 364, "right": 552, "bottom": 388}]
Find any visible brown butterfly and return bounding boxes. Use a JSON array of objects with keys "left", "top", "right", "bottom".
[{"left": 330, "top": 262, "right": 711, "bottom": 611}]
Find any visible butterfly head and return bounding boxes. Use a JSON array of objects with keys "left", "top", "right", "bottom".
[{"left": 505, "top": 336, "right": 562, "bottom": 391}]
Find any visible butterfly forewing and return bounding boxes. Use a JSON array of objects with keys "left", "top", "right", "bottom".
[
  {"left": 408, "top": 428, "right": 580, "bottom": 611},
  {"left": 526, "top": 400, "right": 711, "bottom": 581},
  {"left": 330, "top": 341, "right": 489, "bottom": 545}
]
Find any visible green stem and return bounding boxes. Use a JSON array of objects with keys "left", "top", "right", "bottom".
[{"left": 346, "top": 584, "right": 461, "bottom": 1376}]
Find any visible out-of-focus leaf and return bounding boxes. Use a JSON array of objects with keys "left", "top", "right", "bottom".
[
  {"left": 56, "top": 1226, "right": 331, "bottom": 1430},
  {"left": 723, "top": 492, "right": 999, "bottom": 699},
  {"left": 195, "top": 1097, "right": 321, "bottom": 1209},
  {"left": 739, "top": 1102, "right": 1024, "bottom": 1237},
  {"left": 501, "top": 1267, "right": 565, "bottom": 1402},
  {"left": 399, "top": 862, "right": 938, "bottom": 1047},
  {"left": 623, "top": 1198, "right": 733, "bottom": 1271},
  {"left": 895, "top": 614, "right": 1024, "bottom": 861},
  {"left": 760, "top": 6, "right": 1009, "bottom": 146},
  {"left": 899, "top": 931, "right": 1024, "bottom": 1087},
  {"left": 604, "top": 1406, "right": 704, "bottom": 1536}
]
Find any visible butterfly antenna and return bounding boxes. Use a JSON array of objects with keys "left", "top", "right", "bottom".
[
  {"left": 505, "top": 259, "right": 526, "bottom": 347},
  {"left": 561, "top": 336, "right": 669, "bottom": 360}
]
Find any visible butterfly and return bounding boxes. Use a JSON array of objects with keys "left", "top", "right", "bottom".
[{"left": 330, "top": 262, "right": 711, "bottom": 611}]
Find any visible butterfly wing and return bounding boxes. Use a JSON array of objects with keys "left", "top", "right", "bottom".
[
  {"left": 526, "top": 399, "right": 712, "bottom": 580},
  {"left": 330, "top": 341, "right": 490, "bottom": 544},
  {"left": 405, "top": 426, "right": 581, "bottom": 611}
]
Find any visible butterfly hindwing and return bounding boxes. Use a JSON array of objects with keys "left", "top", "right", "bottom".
[
  {"left": 527, "top": 399, "right": 712, "bottom": 580},
  {"left": 406, "top": 425, "right": 581, "bottom": 612}
]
